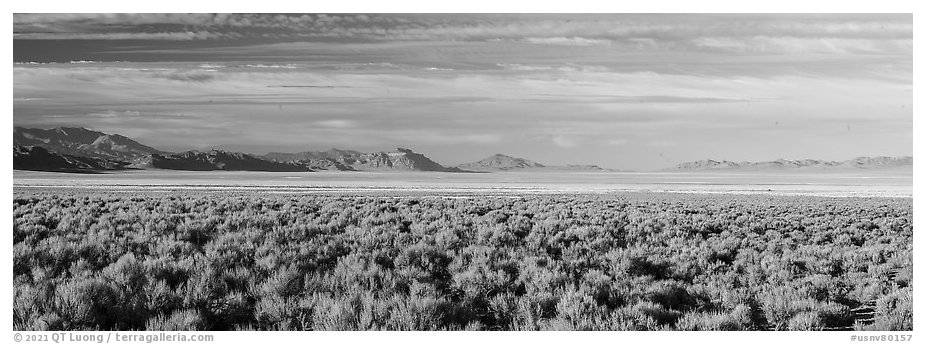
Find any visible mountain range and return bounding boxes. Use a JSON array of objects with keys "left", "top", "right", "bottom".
[
  {"left": 136, "top": 150, "right": 312, "bottom": 172},
  {"left": 14, "top": 145, "right": 130, "bottom": 172},
  {"left": 456, "top": 153, "right": 608, "bottom": 172},
  {"left": 14, "top": 127, "right": 163, "bottom": 162},
  {"left": 12, "top": 126, "right": 913, "bottom": 173},
  {"left": 263, "top": 147, "right": 464, "bottom": 172},
  {"left": 12, "top": 127, "right": 471, "bottom": 172},
  {"left": 669, "top": 157, "right": 913, "bottom": 171}
]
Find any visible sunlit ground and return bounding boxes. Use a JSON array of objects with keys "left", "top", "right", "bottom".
[{"left": 13, "top": 169, "right": 912, "bottom": 198}]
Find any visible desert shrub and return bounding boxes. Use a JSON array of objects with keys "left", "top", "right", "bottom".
[
  {"left": 255, "top": 265, "right": 304, "bottom": 298},
  {"left": 145, "top": 309, "right": 205, "bottom": 330},
  {"left": 13, "top": 284, "right": 49, "bottom": 330},
  {"left": 252, "top": 295, "right": 313, "bottom": 330},
  {"left": 144, "top": 279, "right": 182, "bottom": 314},
  {"left": 788, "top": 311, "right": 825, "bottom": 330},
  {"left": 381, "top": 285, "right": 451, "bottom": 330},
  {"left": 551, "top": 288, "right": 610, "bottom": 330},
  {"left": 675, "top": 304, "right": 752, "bottom": 330},
  {"left": 645, "top": 280, "right": 700, "bottom": 311},
  {"left": 631, "top": 300, "right": 683, "bottom": 326},
  {"left": 758, "top": 287, "right": 852, "bottom": 330},
  {"left": 604, "top": 303, "right": 662, "bottom": 330},
  {"left": 12, "top": 191, "right": 912, "bottom": 331},
  {"left": 310, "top": 292, "right": 379, "bottom": 330},
  {"left": 860, "top": 288, "right": 913, "bottom": 330},
  {"left": 52, "top": 277, "right": 120, "bottom": 329},
  {"left": 510, "top": 292, "right": 559, "bottom": 330}
]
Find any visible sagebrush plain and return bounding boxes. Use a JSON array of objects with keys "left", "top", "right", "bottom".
[{"left": 13, "top": 171, "right": 912, "bottom": 330}]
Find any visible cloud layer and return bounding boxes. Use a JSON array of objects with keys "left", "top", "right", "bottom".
[{"left": 14, "top": 14, "right": 912, "bottom": 42}]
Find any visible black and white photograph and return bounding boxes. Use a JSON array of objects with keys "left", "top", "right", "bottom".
[{"left": 9, "top": 6, "right": 915, "bottom": 341}]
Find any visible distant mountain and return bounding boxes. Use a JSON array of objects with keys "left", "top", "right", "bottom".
[
  {"left": 12, "top": 126, "right": 468, "bottom": 173},
  {"left": 545, "top": 164, "right": 608, "bottom": 172},
  {"left": 673, "top": 159, "right": 743, "bottom": 170},
  {"left": 457, "top": 154, "right": 608, "bottom": 172},
  {"left": 263, "top": 149, "right": 358, "bottom": 171},
  {"left": 841, "top": 156, "right": 913, "bottom": 168},
  {"left": 13, "top": 127, "right": 164, "bottom": 162},
  {"left": 14, "top": 145, "right": 130, "bottom": 172},
  {"left": 264, "top": 148, "right": 363, "bottom": 162},
  {"left": 264, "top": 148, "right": 464, "bottom": 172},
  {"left": 458, "top": 154, "right": 545, "bottom": 171},
  {"left": 669, "top": 156, "right": 912, "bottom": 171},
  {"left": 138, "top": 150, "right": 312, "bottom": 172}
]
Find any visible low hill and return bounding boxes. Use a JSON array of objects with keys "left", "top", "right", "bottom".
[
  {"left": 544, "top": 164, "right": 608, "bottom": 172},
  {"left": 457, "top": 154, "right": 545, "bottom": 171},
  {"left": 840, "top": 156, "right": 913, "bottom": 168},
  {"left": 669, "top": 156, "right": 913, "bottom": 171}
]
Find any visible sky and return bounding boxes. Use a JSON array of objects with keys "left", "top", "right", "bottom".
[{"left": 12, "top": 13, "right": 912, "bottom": 170}]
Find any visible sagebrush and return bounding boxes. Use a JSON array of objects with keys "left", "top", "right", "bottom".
[{"left": 13, "top": 191, "right": 912, "bottom": 330}]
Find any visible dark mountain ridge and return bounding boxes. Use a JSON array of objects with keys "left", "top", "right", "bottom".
[
  {"left": 138, "top": 150, "right": 312, "bottom": 172},
  {"left": 14, "top": 145, "right": 130, "bottom": 172}
]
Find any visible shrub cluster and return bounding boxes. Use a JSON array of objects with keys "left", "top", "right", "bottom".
[{"left": 13, "top": 191, "right": 912, "bottom": 331}]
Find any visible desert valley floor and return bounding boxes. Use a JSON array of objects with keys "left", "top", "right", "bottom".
[{"left": 13, "top": 169, "right": 913, "bottom": 198}]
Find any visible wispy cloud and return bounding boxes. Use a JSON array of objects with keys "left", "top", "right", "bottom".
[
  {"left": 315, "top": 119, "right": 357, "bottom": 129},
  {"left": 14, "top": 14, "right": 912, "bottom": 47},
  {"left": 691, "top": 36, "right": 912, "bottom": 54},
  {"left": 606, "top": 139, "right": 629, "bottom": 146},
  {"left": 552, "top": 135, "right": 580, "bottom": 148},
  {"left": 14, "top": 31, "right": 230, "bottom": 40},
  {"left": 522, "top": 37, "right": 612, "bottom": 46}
]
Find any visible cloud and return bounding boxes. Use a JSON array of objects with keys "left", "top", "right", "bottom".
[
  {"left": 552, "top": 136, "right": 580, "bottom": 148},
  {"left": 646, "top": 140, "right": 677, "bottom": 147},
  {"left": 242, "top": 64, "right": 300, "bottom": 69},
  {"left": 607, "top": 139, "right": 629, "bottom": 146},
  {"left": 691, "top": 36, "right": 912, "bottom": 54},
  {"left": 13, "top": 31, "right": 228, "bottom": 40},
  {"left": 496, "top": 63, "right": 610, "bottom": 73},
  {"left": 315, "top": 119, "right": 357, "bottom": 129},
  {"left": 14, "top": 13, "right": 231, "bottom": 26},
  {"left": 389, "top": 132, "right": 503, "bottom": 145},
  {"left": 522, "top": 37, "right": 612, "bottom": 46},
  {"left": 13, "top": 14, "right": 912, "bottom": 51}
]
